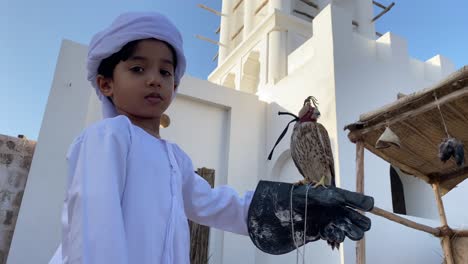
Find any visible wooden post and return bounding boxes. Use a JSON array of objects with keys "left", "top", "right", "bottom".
[
  {"left": 432, "top": 183, "right": 455, "bottom": 264},
  {"left": 454, "top": 229, "right": 468, "bottom": 237},
  {"left": 189, "top": 168, "right": 215, "bottom": 264},
  {"left": 356, "top": 141, "right": 366, "bottom": 264},
  {"left": 370, "top": 207, "right": 440, "bottom": 236}
]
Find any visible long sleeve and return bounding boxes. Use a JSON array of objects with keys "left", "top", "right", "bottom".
[
  {"left": 64, "top": 118, "right": 132, "bottom": 264},
  {"left": 173, "top": 145, "right": 253, "bottom": 235}
]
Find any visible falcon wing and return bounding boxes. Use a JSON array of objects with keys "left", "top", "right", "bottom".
[
  {"left": 317, "top": 123, "right": 336, "bottom": 187},
  {"left": 290, "top": 131, "right": 306, "bottom": 179}
]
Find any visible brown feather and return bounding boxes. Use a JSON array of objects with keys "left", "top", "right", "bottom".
[{"left": 291, "top": 121, "right": 335, "bottom": 187}]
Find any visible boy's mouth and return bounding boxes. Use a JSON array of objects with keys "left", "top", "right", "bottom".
[{"left": 144, "top": 93, "right": 163, "bottom": 104}]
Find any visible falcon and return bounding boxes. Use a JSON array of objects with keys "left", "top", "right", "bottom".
[{"left": 290, "top": 96, "right": 335, "bottom": 188}]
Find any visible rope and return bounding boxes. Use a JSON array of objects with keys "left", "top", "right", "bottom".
[
  {"left": 290, "top": 185, "right": 300, "bottom": 264},
  {"left": 290, "top": 184, "right": 310, "bottom": 264},
  {"left": 434, "top": 93, "right": 450, "bottom": 138},
  {"left": 302, "top": 184, "right": 310, "bottom": 264}
]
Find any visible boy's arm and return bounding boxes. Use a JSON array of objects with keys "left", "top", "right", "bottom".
[
  {"left": 176, "top": 146, "right": 253, "bottom": 235},
  {"left": 65, "top": 122, "right": 130, "bottom": 264},
  {"left": 184, "top": 172, "right": 254, "bottom": 235}
]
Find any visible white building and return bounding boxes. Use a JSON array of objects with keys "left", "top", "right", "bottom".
[{"left": 8, "top": 0, "right": 467, "bottom": 263}]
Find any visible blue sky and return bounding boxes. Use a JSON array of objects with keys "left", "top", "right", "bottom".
[{"left": 1, "top": 0, "right": 467, "bottom": 140}]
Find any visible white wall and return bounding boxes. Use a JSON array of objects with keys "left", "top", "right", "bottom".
[
  {"left": 258, "top": 3, "right": 462, "bottom": 264},
  {"left": 7, "top": 40, "right": 93, "bottom": 264},
  {"left": 173, "top": 76, "right": 267, "bottom": 264},
  {"left": 397, "top": 168, "right": 439, "bottom": 220}
]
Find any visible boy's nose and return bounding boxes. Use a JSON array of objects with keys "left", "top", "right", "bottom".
[{"left": 146, "top": 73, "right": 161, "bottom": 87}]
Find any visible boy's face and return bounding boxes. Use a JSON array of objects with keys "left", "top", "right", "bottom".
[{"left": 97, "top": 39, "right": 176, "bottom": 122}]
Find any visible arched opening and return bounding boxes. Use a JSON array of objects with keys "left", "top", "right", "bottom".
[
  {"left": 240, "top": 51, "right": 260, "bottom": 93},
  {"left": 390, "top": 166, "right": 406, "bottom": 214},
  {"left": 390, "top": 165, "right": 438, "bottom": 219}
]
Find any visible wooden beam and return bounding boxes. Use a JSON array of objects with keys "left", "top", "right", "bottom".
[
  {"left": 372, "top": 2, "right": 395, "bottom": 22},
  {"left": 362, "top": 141, "right": 432, "bottom": 184},
  {"left": 370, "top": 206, "right": 440, "bottom": 236},
  {"left": 230, "top": 25, "right": 244, "bottom": 41},
  {"left": 195, "top": 35, "right": 225, "bottom": 47},
  {"left": 372, "top": 1, "right": 386, "bottom": 9},
  {"left": 435, "top": 166, "right": 468, "bottom": 183},
  {"left": 255, "top": 0, "right": 269, "bottom": 15},
  {"left": 453, "top": 229, "right": 468, "bottom": 237},
  {"left": 356, "top": 142, "right": 365, "bottom": 193},
  {"left": 233, "top": 0, "right": 244, "bottom": 11},
  {"left": 197, "top": 4, "right": 223, "bottom": 16},
  {"left": 299, "top": 0, "right": 318, "bottom": 9},
  {"left": 432, "top": 183, "right": 455, "bottom": 264},
  {"left": 212, "top": 51, "right": 219, "bottom": 62},
  {"left": 349, "top": 87, "right": 468, "bottom": 138},
  {"left": 293, "top": 9, "right": 314, "bottom": 20},
  {"left": 356, "top": 141, "right": 366, "bottom": 264}
]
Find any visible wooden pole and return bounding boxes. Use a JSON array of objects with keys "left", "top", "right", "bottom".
[
  {"left": 299, "top": 0, "right": 318, "bottom": 9},
  {"left": 370, "top": 207, "right": 440, "bottom": 236},
  {"left": 356, "top": 141, "right": 366, "bottom": 264},
  {"left": 372, "top": 2, "right": 395, "bottom": 22},
  {"left": 372, "top": 0, "right": 386, "bottom": 9},
  {"left": 195, "top": 35, "right": 225, "bottom": 47},
  {"left": 254, "top": 0, "right": 269, "bottom": 15},
  {"left": 453, "top": 229, "right": 468, "bottom": 237},
  {"left": 197, "top": 4, "right": 223, "bottom": 16},
  {"left": 432, "top": 183, "right": 455, "bottom": 264}
]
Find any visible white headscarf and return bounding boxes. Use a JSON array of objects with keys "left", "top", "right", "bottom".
[{"left": 87, "top": 12, "right": 186, "bottom": 118}]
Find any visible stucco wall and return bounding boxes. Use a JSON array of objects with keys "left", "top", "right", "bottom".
[
  {"left": 261, "top": 3, "right": 462, "bottom": 264},
  {"left": 0, "top": 135, "right": 35, "bottom": 264}
]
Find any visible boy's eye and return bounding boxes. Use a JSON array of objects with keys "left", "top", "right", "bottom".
[
  {"left": 130, "top": 66, "right": 144, "bottom": 73},
  {"left": 161, "top": 69, "right": 173, "bottom": 77}
]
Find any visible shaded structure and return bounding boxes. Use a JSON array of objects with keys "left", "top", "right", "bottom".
[{"left": 345, "top": 66, "right": 468, "bottom": 264}]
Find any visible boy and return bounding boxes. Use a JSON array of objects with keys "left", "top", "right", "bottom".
[{"left": 60, "top": 12, "right": 253, "bottom": 263}]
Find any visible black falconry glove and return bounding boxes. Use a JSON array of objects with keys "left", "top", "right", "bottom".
[{"left": 247, "top": 180, "right": 374, "bottom": 255}]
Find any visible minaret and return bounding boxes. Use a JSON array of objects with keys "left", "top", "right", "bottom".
[{"left": 208, "top": 0, "right": 381, "bottom": 97}]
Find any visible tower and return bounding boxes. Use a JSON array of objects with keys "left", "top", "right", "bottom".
[{"left": 207, "top": 0, "right": 379, "bottom": 99}]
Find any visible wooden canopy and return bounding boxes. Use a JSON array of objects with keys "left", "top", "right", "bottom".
[{"left": 345, "top": 66, "right": 468, "bottom": 195}]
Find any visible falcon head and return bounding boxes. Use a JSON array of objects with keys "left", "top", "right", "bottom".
[{"left": 298, "top": 96, "right": 320, "bottom": 123}]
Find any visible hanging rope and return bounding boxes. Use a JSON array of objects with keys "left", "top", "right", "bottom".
[
  {"left": 290, "top": 185, "right": 300, "bottom": 264},
  {"left": 434, "top": 93, "right": 450, "bottom": 138},
  {"left": 302, "top": 184, "right": 310, "bottom": 264},
  {"left": 268, "top": 112, "right": 299, "bottom": 160},
  {"left": 290, "top": 183, "right": 310, "bottom": 264}
]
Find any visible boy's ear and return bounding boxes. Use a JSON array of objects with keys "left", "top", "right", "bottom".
[{"left": 96, "top": 75, "right": 113, "bottom": 97}]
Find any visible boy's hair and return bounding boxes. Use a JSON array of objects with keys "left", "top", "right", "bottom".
[{"left": 97, "top": 39, "right": 178, "bottom": 79}]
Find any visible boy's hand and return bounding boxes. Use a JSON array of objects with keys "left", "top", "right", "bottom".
[{"left": 247, "top": 180, "right": 374, "bottom": 255}]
